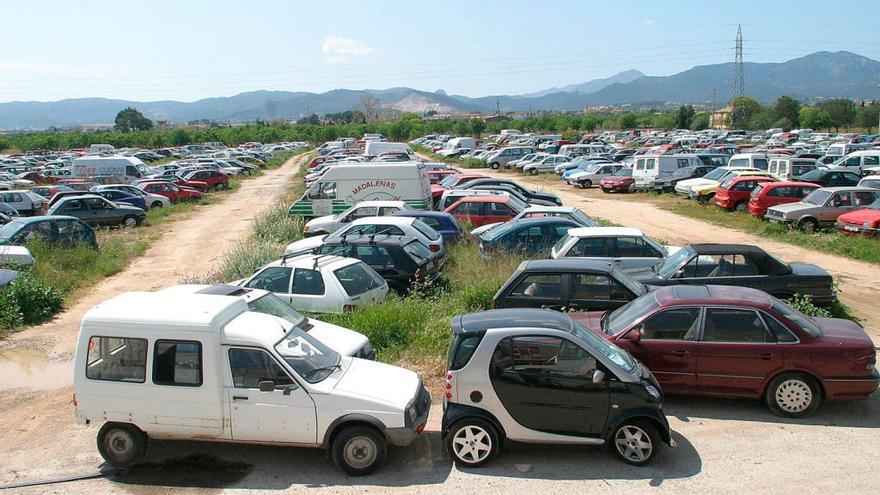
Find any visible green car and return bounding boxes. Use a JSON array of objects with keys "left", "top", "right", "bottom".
[{"left": 0, "top": 215, "right": 98, "bottom": 249}]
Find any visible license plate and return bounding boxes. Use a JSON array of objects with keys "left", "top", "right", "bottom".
[{"left": 844, "top": 225, "right": 859, "bottom": 232}]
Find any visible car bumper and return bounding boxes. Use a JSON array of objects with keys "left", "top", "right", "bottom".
[
  {"left": 822, "top": 369, "right": 880, "bottom": 400},
  {"left": 836, "top": 223, "right": 879, "bottom": 236},
  {"left": 388, "top": 386, "right": 431, "bottom": 447}
]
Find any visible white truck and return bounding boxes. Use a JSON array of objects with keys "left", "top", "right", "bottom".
[
  {"left": 72, "top": 156, "right": 150, "bottom": 183},
  {"left": 363, "top": 141, "right": 413, "bottom": 157},
  {"left": 74, "top": 291, "right": 430, "bottom": 475}
]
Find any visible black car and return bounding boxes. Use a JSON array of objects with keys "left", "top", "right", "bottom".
[
  {"left": 652, "top": 165, "right": 718, "bottom": 193},
  {"left": 478, "top": 217, "right": 579, "bottom": 258},
  {"left": 315, "top": 235, "right": 442, "bottom": 293},
  {"left": 798, "top": 169, "right": 861, "bottom": 188},
  {"left": 632, "top": 243, "right": 836, "bottom": 306},
  {"left": 493, "top": 258, "right": 649, "bottom": 311},
  {"left": 0, "top": 203, "right": 17, "bottom": 225},
  {"left": 458, "top": 178, "right": 563, "bottom": 206}
]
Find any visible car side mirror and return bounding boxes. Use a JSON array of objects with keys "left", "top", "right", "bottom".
[
  {"left": 623, "top": 329, "right": 641, "bottom": 343},
  {"left": 258, "top": 380, "right": 275, "bottom": 392},
  {"left": 591, "top": 369, "right": 606, "bottom": 384}
]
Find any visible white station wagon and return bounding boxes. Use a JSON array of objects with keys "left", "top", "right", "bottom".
[
  {"left": 74, "top": 292, "right": 430, "bottom": 475},
  {"left": 238, "top": 254, "right": 389, "bottom": 314},
  {"left": 550, "top": 227, "right": 681, "bottom": 272}
]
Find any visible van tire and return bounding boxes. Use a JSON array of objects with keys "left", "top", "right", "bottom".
[
  {"left": 331, "top": 425, "right": 387, "bottom": 476},
  {"left": 97, "top": 422, "right": 147, "bottom": 467}
]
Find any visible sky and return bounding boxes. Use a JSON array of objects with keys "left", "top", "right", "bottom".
[{"left": 2, "top": 0, "right": 880, "bottom": 103}]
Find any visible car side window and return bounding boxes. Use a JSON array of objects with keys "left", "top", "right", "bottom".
[
  {"left": 86, "top": 198, "right": 109, "bottom": 209},
  {"left": 829, "top": 192, "right": 852, "bottom": 207},
  {"left": 569, "top": 237, "right": 606, "bottom": 257},
  {"left": 379, "top": 206, "right": 402, "bottom": 215},
  {"left": 291, "top": 268, "right": 325, "bottom": 295},
  {"left": 611, "top": 237, "right": 660, "bottom": 257},
  {"left": 702, "top": 308, "right": 771, "bottom": 343},
  {"left": 510, "top": 273, "right": 562, "bottom": 298},
  {"left": 631, "top": 307, "right": 701, "bottom": 341},
  {"left": 854, "top": 192, "right": 876, "bottom": 206},
  {"left": 153, "top": 340, "right": 202, "bottom": 386},
  {"left": 761, "top": 313, "right": 798, "bottom": 343},
  {"left": 228, "top": 348, "right": 294, "bottom": 389},
  {"left": 452, "top": 201, "right": 481, "bottom": 215},
  {"left": 710, "top": 254, "right": 759, "bottom": 277},
  {"left": 571, "top": 274, "right": 613, "bottom": 301},
  {"left": 86, "top": 336, "right": 148, "bottom": 383},
  {"left": 245, "top": 266, "right": 293, "bottom": 293},
  {"left": 680, "top": 254, "right": 722, "bottom": 278},
  {"left": 346, "top": 206, "right": 377, "bottom": 221},
  {"left": 492, "top": 336, "right": 596, "bottom": 379},
  {"left": 487, "top": 202, "right": 513, "bottom": 214},
  {"left": 309, "top": 182, "right": 337, "bottom": 200},
  {"left": 355, "top": 245, "right": 393, "bottom": 265},
  {"left": 420, "top": 217, "right": 442, "bottom": 230}
]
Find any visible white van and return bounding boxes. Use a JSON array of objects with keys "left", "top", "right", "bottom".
[
  {"left": 74, "top": 292, "right": 430, "bottom": 474},
  {"left": 485, "top": 146, "right": 535, "bottom": 169},
  {"left": 71, "top": 156, "right": 150, "bottom": 183},
  {"left": 767, "top": 157, "right": 819, "bottom": 181},
  {"left": 438, "top": 137, "right": 476, "bottom": 156},
  {"left": 826, "top": 142, "right": 869, "bottom": 159},
  {"left": 363, "top": 141, "right": 413, "bottom": 157},
  {"left": 727, "top": 152, "right": 770, "bottom": 171},
  {"left": 88, "top": 144, "right": 115, "bottom": 154},
  {"left": 829, "top": 150, "right": 880, "bottom": 176},
  {"left": 289, "top": 162, "right": 431, "bottom": 218},
  {"left": 631, "top": 154, "right": 703, "bottom": 190}
]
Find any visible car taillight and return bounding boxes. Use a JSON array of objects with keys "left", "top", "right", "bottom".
[
  {"left": 429, "top": 244, "right": 440, "bottom": 252},
  {"left": 342, "top": 304, "right": 355, "bottom": 312},
  {"left": 482, "top": 243, "right": 493, "bottom": 253},
  {"left": 445, "top": 373, "right": 453, "bottom": 399}
]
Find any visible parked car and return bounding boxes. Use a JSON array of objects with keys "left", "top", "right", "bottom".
[
  {"left": 471, "top": 205, "right": 597, "bottom": 237},
  {"left": 485, "top": 146, "right": 536, "bottom": 169},
  {"left": 74, "top": 291, "right": 430, "bottom": 474},
  {"left": 522, "top": 154, "right": 570, "bottom": 175},
  {"left": 139, "top": 181, "right": 203, "bottom": 203},
  {"left": 237, "top": 254, "right": 388, "bottom": 314},
  {"left": 315, "top": 235, "right": 441, "bottom": 293},
  {"left": 478, "top": 217, "right": 580, "bottom": 258},
  {"left": 0, "top": 215, "right": 97, "bottom": 248},
  {"left": 30, "top": 185, "right": 75, "bottom": 199},
  {"left": 303, "top": 200, "right": 411, "bottom": 237},
  {"left": 551, "top": 227, "right": 680, "bottom": 272},
  {"left": 632, "top": 243, "right": 836, "bottom": 306},
  {"left": 713, "top": 176, "right": 777, "bottom": 211},
  {"left": 93, "top": 184, "right": 170, "bottom": 209},
  {"left": 442, "top": 308, "right": 672, "bottom": 467},
  {"left": 765, "top": 187, "right": 880, "bottom": 231},
  {"left": 47, "top": 195, "right": 146, "bottom": 228},
  {"left": 0, "top": 245, "right": 35, "bottom": 267},
  {"left": 836, "top": 197, "right": 880, "bottom": 236},
  {"left": 857, "top": 175, "right": 880, "bottom": 190},
  {"left": 599, "top": 168, "right": 635, "bottom": 193},
  {"left": 0, "top": 203, "right": 18, "bottom": 224},
  {"left": 15, "top": 171, "right": 56, "bottom": 184},
  {"left": 767, "top": 157, "right": 819, "bottom": 181},
  {"left": 796, "top": 169, "right": 861, "bottom": 188},
  {"left": 140, "top": 174, "right": 209, "bottom": 192},
  {"left": 492, "top": 259, "right": 649, "bottom": 311},
  {"left": 392, "top": 211, "right": 463, "bottom": 244},
  {"left": 566, "top": 163, "right": 623, "bottom": 188},
  {"left": 331, "top": 216, "right": 445, "bottom": 253},
  {"left": 181, "top": 169, "right": 230, "bottom": 190},
  {"left": 458, "top": 178, "right": 562, "bottom": 206},
  {"left": 438, "top": 189, "right": 515, "bottom": 212},
  {"left": 674, "top": 167, "right": 764, "bottom": 199},
  {"left": 651, "top": 165, "right": 717, "bottom": 193},
  {"left": 92, "top": 189, "right": 148, "bottom": 211},
  {"left": 446, "top": 195, "right": 527, "bottom": 228},
  {"left": 748, "top": 182, "right": 820, "bottom": 218},
  {"left": 689, "top": 170, "right": 777, "bottom": 202},
  {"left": 0, "top": 190, "right": 47, "bottom": 216},
  {"left": 573, "top": 285, "right": 878, "bottom": 417}
]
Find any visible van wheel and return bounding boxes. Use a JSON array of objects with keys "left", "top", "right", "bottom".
[
  {"left": 150, "top": 201, "right": 163, "bottom": 209},
  {"left": 97, "top": 422, "right": 147, "bottom": 467},
  {"left": 611, "top": 420, "right": 659, "bottom": 466},
  {"left": 331, "top": 426, "right": 387, "bottom": 476},
  {"left": 446, "top": 418, "right": 499, "bottom": 468},
  {"left": 765, "top": 372, "right": 821, "bottom": 418},
  {"left": 798, "top": 218, "right": 819, "bottom": 232},
  {"left": 123, "top": 216, "right": 139, "bottom": 228}
]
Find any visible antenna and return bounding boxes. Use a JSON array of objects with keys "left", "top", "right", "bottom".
[{"left": 731, "top": 24, "right": 745, "bottom": 127}]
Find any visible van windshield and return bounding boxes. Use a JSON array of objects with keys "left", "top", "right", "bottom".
[
  {"left": 275, "top": 326, "right": 341, "bottom": 383},
  {"left": 248, "top": 293, "right": 306, "bottom": 327}
]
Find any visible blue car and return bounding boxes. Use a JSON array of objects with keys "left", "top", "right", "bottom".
[
  {"left": 393, "top": 211, "right": 463, "bottom": 243},
  {"left": 478, "top": 216, "right": 580, "bottom": 258},
  {"left": 94, "top": 189, "right": 148, "bottom": 211}
]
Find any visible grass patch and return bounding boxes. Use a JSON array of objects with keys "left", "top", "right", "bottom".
[{"left": 413, "top": 145, "right": 487, "bottom": 169}]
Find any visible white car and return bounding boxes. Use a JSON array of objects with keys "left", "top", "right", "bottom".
[
  {"left": 522, "top": 155, "right": 570, "bottom": 175},
  {"left": 857, "top": 175, "right": 880, "bottom": 190},
  {"left": 288, "top": 216, "right": 444, "bottom": 256},
  {"left": 550, "top": 226, "right": 681, "bottom": 272},
  {"left": 673, "top": 167, "right": 763, "bottom": 197},
  {"left": 93, "top": 184, "right": 171, "bottom": 209},
  {"left": 470, "top": 205, "right": 598, "bottom": 237},
  {"left": 303, "top": 200, "right": 410, "bottom": 236},
  {"left": 237, "top": 254, "right": 389, "bottom": 314},
  {"left": 160, "top": 284, "right": 375, "bottom": 359},
  {"left": 0, "top": 245, "right": 34, "bottom": 267}
]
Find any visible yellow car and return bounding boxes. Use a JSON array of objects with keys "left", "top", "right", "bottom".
[{"left": 688, "top": 169, "right": 778, "bottom": 202}]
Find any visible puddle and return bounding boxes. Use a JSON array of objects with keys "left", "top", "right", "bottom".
[
  {"left": 0, "top": 347, "right": 72, "bottom": 390},
  {"left": 111, "top": 454, "right": 252, "bottom": 489}
]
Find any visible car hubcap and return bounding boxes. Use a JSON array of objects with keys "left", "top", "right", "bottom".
[
  {"left": 343, "top": 436, "right": 377, "bottom": 469},
  {"left": 775, "top": 379, "right": 812, "bottom": 413},
  {"left": 107, "top": 430, "right": 133, "bottom": 458},
  {"left": 452, "top": 425, "right": 492, "bottom": 464},
  {"left": 125, "top": 218, "right": 137, "bottom": 227},
  {"left": 615, "top": 425, "right": 652, "bottom": 463}
]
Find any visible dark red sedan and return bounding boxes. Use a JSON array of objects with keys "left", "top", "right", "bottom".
[
  {"left": 572, "top": 285, "right": 878, "bottom": 417},
  {"left": 139, "top": 181, "right": 202, "bottom": 203},
  {"left": 599, "top": 168, "right": 634, "bottom": 193}
]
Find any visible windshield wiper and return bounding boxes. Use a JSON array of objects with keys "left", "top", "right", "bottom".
[{"left": 305, "top": 364, "right": 341, "bottom": 380}]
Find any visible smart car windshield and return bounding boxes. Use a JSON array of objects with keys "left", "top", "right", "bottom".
[
  {"left": 275, "top": 326, "right": 341, "bottom": 383},
  {"left": 571, "top": 321, "right": 637, "bottom": 374}
]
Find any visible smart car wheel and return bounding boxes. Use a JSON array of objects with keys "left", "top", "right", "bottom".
[
  {"left": 96, "top": 422, "right": 147, "bottom": 467},
  {"left": 446, "top": 418, "right": 499, "bottom": 467},
  {"left": 331, "top": 426, "right": 387, "bottom": 476},
  {"left": 766, "top": 372, "right": 821, "bottom": 418},
  {"left": 612, "top": 420, "right": 658, "bottom": 466}
]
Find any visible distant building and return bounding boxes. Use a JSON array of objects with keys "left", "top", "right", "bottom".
[{"left": 711, "top": 106, "right": 732, "bottom": 130}]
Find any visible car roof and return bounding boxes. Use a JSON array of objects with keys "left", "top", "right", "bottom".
[
  {"left": 452, "top": 308, "right": 574, "bottom": 335},
  {"left": 83, "top": 292, "right": 248, "bottom": 329},
  {"left": 394, "top": 211, "right": 453, "bottom": 219},
  {"left": 455, "top": 196, "right": 510, "bottom": 203},
  {"left": 350, "top": 200, "right": 407, "bottom": 207},
  {"left": 266, "top": 253, "right": 358, "bottom": 269},
  {"left": 568, "top": 226, "right": 642, "bottom": 237},
  {"left": 349, "top": 216, "right": 414, "bottom": 227},
  {"left": 654, "top": 284, "right": 773, "bottom": 309},
  {"left": 504, "top": 216, "right": 578, "bottom": 228},
  {"left": 520, "top": 258, "right": 614, "bottom": 273},
  {"left": 688, "top": 243, "right": 765, "bottom": 256},
  {"left": 763, "top": 181, "right": 820, "bottom": 188},
  {"left": 7, "top": 215, "right": 82, "bottom": 225},
  {"left": 321, "top": 234, "right": 417, "bottom": 246},
  {"left": 522, "top": 206, "right": 576, "bottom": 213}
]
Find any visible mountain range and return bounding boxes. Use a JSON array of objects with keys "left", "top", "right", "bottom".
[{"left": 2, "top": 51, "right": 879, "bottom": 129}]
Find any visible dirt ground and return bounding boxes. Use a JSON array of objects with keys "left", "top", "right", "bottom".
[{"left": 1, "top": 158, "right": 879, "bottom": 494}]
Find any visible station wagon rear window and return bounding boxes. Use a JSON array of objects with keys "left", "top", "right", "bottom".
[
  {"left": 334, "top": 262, "right": 385, "bottom": 296},
  {"left": 86, "top": 336, "right": 147, "bottom": 383}
]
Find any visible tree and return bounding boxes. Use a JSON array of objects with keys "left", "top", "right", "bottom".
[
  {"left": 819, "top": 98, "right": 856, "bottom": 131},
  {"left": 773, "top": 96, "right": 800, "bottom": 129},
  {"left": 619, "top": 112, "right": 638, "bottom": 130},
  {"left": 798, "top": 106, "right": 832, "bottom": 131},
  {"left": 675, "top": 105, "right": 695, "bottom": 130},
  {"left": 748, "top": 109, "right": 776, "bottom": 131},
  {"left": 360, "top": 95, "right": 381, "bottom": 122},
  {"left": 114, "top": 107, "right": 153, "bottom": 132},
  {"left": 470, "top": 118, "right": 486, "bottom": 139},
  {"left": 689, "top": 113, "right": 710, "bottom": 131},
  {"left": 855, "top": 102, "right": 879, "bottom": 132},
  {"left": 728, "top": 96, "right": 762, "bottom": 129}
]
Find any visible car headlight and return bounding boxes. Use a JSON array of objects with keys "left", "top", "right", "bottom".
[
  {"left": 644, "top": 384, "right": 661, "bottom": 401},
  {"left": 865, "top": 222, "right": 872, "bottom": 228}
]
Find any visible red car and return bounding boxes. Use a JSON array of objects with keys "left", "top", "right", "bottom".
[
  {"left": 308, "top": 156, "right": 332, "bottom": 168},
  {"left": 431, "top": 173, "right": 489, "bottom": 201},
  {"left": 443, "top": 196, "right": 523, "bottom": 228},
  {"left": 16, "top": 171, "right": 57, "bottom": 184},
  {"left": 573, "top": 285, "right": 878, "bottom": 417},
  {"left": 181, "top": 169, "right": 229, "bottom": 191},
  {"left": 139, "top": 181, "right": 202, "bottom": 203},
  {"left": 599, "top": 169, "right": 635, "bottom": 193},
  {"left": 714, "top": 175, "right": 776, "bottom": 211},
  {"left": 748, "top": 181, "right": 820, "bottom": 218},
  {"left": 836, "top": 198, "right": 880, "bottom": 236},
  {"left": 427, "top": 170, "right": 457, "bottom": 185}
]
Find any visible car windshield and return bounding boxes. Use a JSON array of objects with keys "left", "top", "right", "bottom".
[
  {"left": 672, "top": 167, "right": 694, "bottom": 178},
  {"left": 656, "top": 246, "right": 694, "bottom": 278},
  {"left": 439, "top": 175, "right": 460, "bottom": 188},
  {"left": 506, "top": 196, "right": 528, "bottom": 212},
  {"left": 719, "top": 177, "right": 736, "bottom": 189},
  {"left": 771, "top": 300, "right": 823, "bottom": 338},
  {"left": 702, "top": 168, "right": 727, "bottom": 180},
  {"left": 248, "top": 293, "right": 306, "bottom": 327},
  {"left": 800, "top": 170, "right": 824, "bottom": 181},
  {"left": 274, "top": 326, "right": 341, "bottom": 383},
  {"left": 603, "top": 292, "right": 662, "bottom": 336},
  {"left": 612, "top": 168, "right": 633, "bottom": 177},
  {"left": 0, "top": 219, "right": 26, "bottom": 241},
  {"left": 571, "top": 321, "right": 637, "bottom": 374},
  {"left": 802, "top": 189, "right": 832, "bottom": 206}
]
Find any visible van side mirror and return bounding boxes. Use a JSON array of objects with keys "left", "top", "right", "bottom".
[
  {"left": 258, "top": 380, "right": 275, "bottom": 392},
  {"left": 591, "top": 369, "right": 606, "bottom": 384}
]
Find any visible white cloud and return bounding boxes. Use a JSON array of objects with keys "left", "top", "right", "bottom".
[{"left": 321, "top": 36, "right": 376, "bottom": 64}]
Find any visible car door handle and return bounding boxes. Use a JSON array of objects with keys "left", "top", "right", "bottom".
[
  {"left": 232, "top": 396, "right": 248, "bottom": 401},
  {"left": 760, "top": 353, "right": 773, "bottom": 360},
  {"left": 671, "top": 349, "right": 689, "bottom": 357}
]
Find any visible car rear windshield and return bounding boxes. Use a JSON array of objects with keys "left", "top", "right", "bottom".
[
  {"left": 412, "top": 219, "right": 441, "bottom": 241},
  {"left": 771, "top": 300, "right": 822, "bottom": 338},
  {"left": 506, "top": 196, "right": 528, "bottom": 212},
  {"left": 403, "top": 240, "right": 432, "bottom": 262},
  {"left": 334, "top": 262, "right": 385, "bottom": 296}
]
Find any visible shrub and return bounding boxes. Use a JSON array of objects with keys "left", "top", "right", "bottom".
[
  {"left": 786, "top": 293, "right": 832, "bottom": 318},
  {"left": 0, "top": 290, "right": 24, "bottom": 332},
  {"left": 3, "top": 272, "right": 63, "bottom": 325}
]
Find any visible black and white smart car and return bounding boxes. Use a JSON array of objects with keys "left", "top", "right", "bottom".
[{"left": 442, "top": 308, "right": 674, "bottom": 467}]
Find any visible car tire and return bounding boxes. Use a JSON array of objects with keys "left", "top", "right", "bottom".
[
  {"left": 96, "top": 422, "right": 147, "bottom": 467},
  {"left": 611, "top": 419, "right": 660, "bottom": 466},
  {"left": 446, "top": 417, "right": 499, "bottom": 468},
  {"left": 734, "top": 201, "right": 748, "bottom": 212},
  {"left": 150, "top": 201, "right": 163, "bottom": 209},
  {"left": 765, "top": 372, "right": 822, "bottom": 418},
  {"left": 490, "top": 162, "right": 500, "bottom": 170},
  {"left": 580, "top": 179, "right": 592, "bottom": 189},
  {"left": 529, "top": 168, "right": 538, "bottom": 176},
  {"left": 331, "top": 425, "right": 387, "bottom": 476},
  {"left": 601, "top": 187, "right": 610, "bottom": 193},
  {"left": 123, "top": 216, "right": 139, "bottom": 228},
  {"left": 798, "top": 218, "right": 819, "bottom": 232}
]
